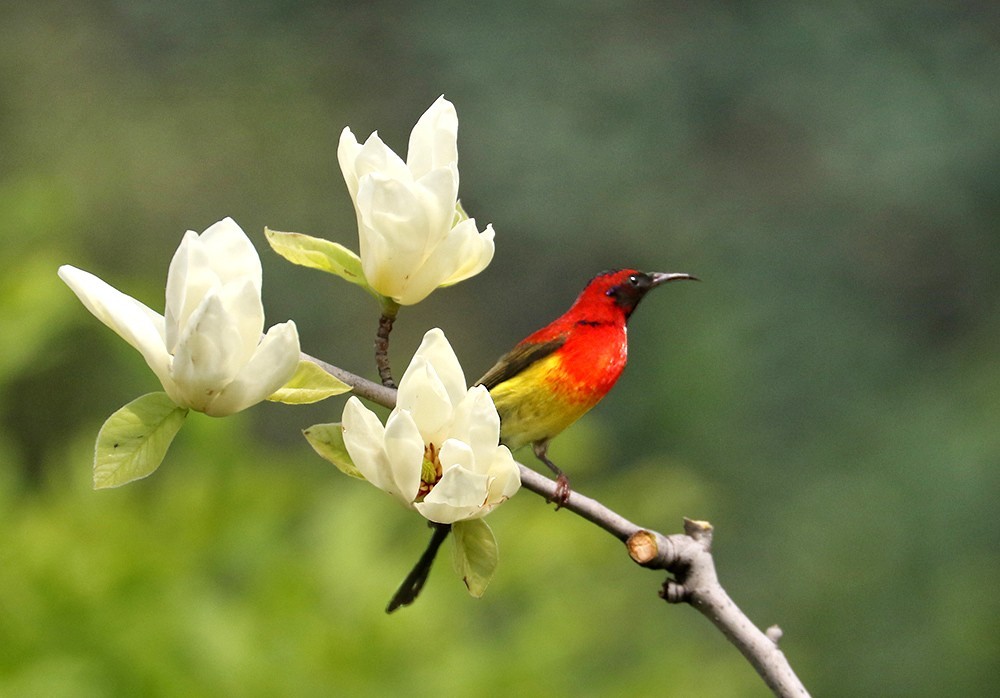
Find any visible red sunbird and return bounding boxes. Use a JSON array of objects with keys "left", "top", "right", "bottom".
[{"left": 478, "top": 268, "right": 698, "bottom": 503}]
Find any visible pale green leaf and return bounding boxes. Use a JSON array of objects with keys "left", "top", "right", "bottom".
[
  {"left": 268, "top": 360, "right": 351, "bottom": 405},
  {"left": 93, "top": 392, "right": 188, "bottom": 489},
  {"left": 264, "top": 228, "right": 369, "bottom": 289},
  {"left": 452, "top": 518, "right": 499, "bottom": 598},
  {"left": 303, "top": 422, "right": 365, "bottom": 479}
]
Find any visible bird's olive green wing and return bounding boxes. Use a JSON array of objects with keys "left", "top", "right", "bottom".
[{"left": 475, "top": 336, "right": 567, "bottom": 390}]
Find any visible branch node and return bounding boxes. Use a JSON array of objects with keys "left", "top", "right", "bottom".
[
  {"left": 660, "top": 578, "right": 691, "bottom": 604},
  {"left": 765, "top": 624, "right": 784, "bottom": 645},
  {"left": 683, "top": 517, "right": 714, "bottom": 549}
]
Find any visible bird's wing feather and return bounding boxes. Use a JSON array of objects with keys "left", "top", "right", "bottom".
[{"left": 475, "top": 336, "right": 568, "bottom": 389}]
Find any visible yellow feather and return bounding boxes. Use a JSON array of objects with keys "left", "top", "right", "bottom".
[{"left": 488, "top": 352, "right": 603, "bottom": 451}]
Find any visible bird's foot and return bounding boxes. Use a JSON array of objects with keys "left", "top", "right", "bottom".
[{"left": 548, "top": 474, "right": 572, "bottom": 509}]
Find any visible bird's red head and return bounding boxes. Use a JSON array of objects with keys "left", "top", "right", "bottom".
[{"left": 570, "top": 269, "right": 698, "bottom": 322}]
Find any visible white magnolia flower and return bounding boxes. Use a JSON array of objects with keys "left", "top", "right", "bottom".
[
  {"left": 59, "top": 217, "right": 300, "bottom": 416},
  {"left": 338, "top": 96, "right": 495, "bottom": 305},
  {"left": 341, "top": 328, "right": 520, "bottom": 523}
]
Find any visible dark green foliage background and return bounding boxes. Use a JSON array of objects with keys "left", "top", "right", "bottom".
[{"left": 2, "top": 1, "right": 997, "bottom": 695}]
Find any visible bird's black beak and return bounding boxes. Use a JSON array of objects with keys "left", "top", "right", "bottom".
[{"left": 650, "top": 272, "right": 699, "bottom": 286}]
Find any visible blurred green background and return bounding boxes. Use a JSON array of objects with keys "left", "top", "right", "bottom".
[{"left": 2, "top": 0, "right": 998, "bottom": 695}]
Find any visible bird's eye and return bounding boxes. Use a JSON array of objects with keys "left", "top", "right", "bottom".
[{"left": 629, "top": 274, "right": 640, "bottom": 286}]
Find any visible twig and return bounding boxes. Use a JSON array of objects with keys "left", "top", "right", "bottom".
[
  {"left": 374, "top": 311, "right": 397, "bottom": 388},
  {"left": 299, "top": 350, "right": 397, "bottom": 407},
  {"left": 301, "top": 355, "right": 810, "bottom": 697}
]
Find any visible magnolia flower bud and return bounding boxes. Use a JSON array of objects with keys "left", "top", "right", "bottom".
[
  {"left": 59, "top": 218, "right": 300, "bottom": 416},
  {"left": 341, "top": 328, "right": 520, "bottom": 523},
  {"left": 338, "top": 96, "right": 495, "bottom": 305}
]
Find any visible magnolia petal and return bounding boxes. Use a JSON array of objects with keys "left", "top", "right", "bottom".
[
  {"left": 340, "top": 126, "right": 412, "bottom": 266},
  {"left": 407, "top": 96, "right": 459, "bottom": 180},
  {"left": 57, "top": 265, "right": 173, "bottom": 391},
  {"left": 337, "top": 127, "right": 364, "bottom": 200},
  {"left": 351, "top": 160, "right": 458, "bottom": 305},
  {"left": 164, "top": 230, "right": 202, "bottom": 350},
  {"left": 371, "top": 170, "right": 461, "bottom": 306},
  {"left": 355, "top": 177, "right": 434, "bottom": 301},
  {"left": 206, "top": 320, "right": 300, "bottom": 416},
  {"left": 416, "top": 463, "right": 491, "bottom": 524},
  {"left": 354, "top": 132, "right": 411, "bottom": 188},
  {"left": 169, "top": 292, "right": 246, "bottom": 411},
  {"left": 359, "top": 175, "right": 431, "bottom": 256},
  {"left": 382, "top": 409, "right": 425, "bottom": 503},
  {"left": 396, "top": 358, "right": 454, "bottom": 445},
  {"left": 354, "top": 224, "right": 396, "bottom": 297},
  {"left": 397, "top": 219, "right": 490, "bottom": 305},
  {"left": 438, "top": 438, "right": 476, "bottom": 473},
  {"left": 164, "top": 220, "right": 262, "bottom": 353},
  {"left": 410, "top": 328, "right": 467, "bottom": 408},
  {"left": 393, "top": 253, "right": 455, "bottom": 307},
  {"left": 484, "top": 445, "right": 521, "bottom": 508},
  {"left": 213, "top": 278, "right": 266, "bottom": 367},
  {"left": 388, "top": 274, "right": 446, "bottom": 308},
  {"left": 199, "top": 217, "right": 263, "bottom": 290},
  {"left": 342, "top": 396, "right": 398, "bottom": 495},
  {"left": 303, "top": 422, "right": 365, "bottom": 479},
  {"left": 440, "top": 221, "right": 496, "bottom": 287},
  {"left": 449, "top": 386, "right": 502, "bottom": 471},
  {"left": 412, "top": 165, "right": 461, "bottom": 246}
]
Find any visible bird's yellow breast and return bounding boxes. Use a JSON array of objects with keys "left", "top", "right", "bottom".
[{"left": 488, "top": 348, "right": 618, "bottom": 451}]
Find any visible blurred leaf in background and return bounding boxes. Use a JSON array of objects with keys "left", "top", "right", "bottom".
[{"left": 1, "top": 0, "right": 998, "bottom": 695}]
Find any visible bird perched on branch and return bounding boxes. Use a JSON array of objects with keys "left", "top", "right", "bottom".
[{"left": 477, "top": 268, "right": 697, "bottom": 504}]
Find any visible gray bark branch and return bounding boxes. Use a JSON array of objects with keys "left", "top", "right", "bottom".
[{"left": 300, "top": 352, "right": 810, "bottom": 697}]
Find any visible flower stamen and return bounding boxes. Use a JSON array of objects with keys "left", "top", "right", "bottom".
[{"left": 417, "top": 442, "right": 443, "bottom": 501}]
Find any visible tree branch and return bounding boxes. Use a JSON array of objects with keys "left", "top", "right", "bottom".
[
  {"left": 299, "top": 350, "right": 397, "bottom": 407},
  {"left": 300, "top": 353, "right": 810, "bottom": 697}
]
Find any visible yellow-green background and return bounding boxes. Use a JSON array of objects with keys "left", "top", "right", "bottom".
[{"left": 2, "top": 1, "right": 997, "bottom": 695}]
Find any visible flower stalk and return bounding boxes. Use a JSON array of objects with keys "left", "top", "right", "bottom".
[{"left": 374, "top": 300, "right": 400, "bottom": 388}]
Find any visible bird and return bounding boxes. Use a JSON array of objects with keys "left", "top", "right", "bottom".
[{"left": 477, "top": 268, "right": 697, "bottom": 504}]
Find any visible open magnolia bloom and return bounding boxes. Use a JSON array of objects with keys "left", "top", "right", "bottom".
[
  {"left": 341, "top": 328, "right": 520, "bottom": 523},
  {"left": 59, "top": 217, "right": 300, "bottom": 417},
  {"left": 338, "top": 96, "right": 495, "bottom": 306}
]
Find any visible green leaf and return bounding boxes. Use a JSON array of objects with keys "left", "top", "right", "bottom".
[
  {"left": 303, "top": 422, "right": 365, "bottom": 479},
  {"left": 268, "top": 360, "right": 351, "bottom": 405},
  {"left": 93, "top": 392, "right": 188, "bottom": 489},
  {"left": 264, "top": 228, "right": 369, "bottom": 290},
  {"left": 451, "top": 518, "right": 499, "bottom": 598}
]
